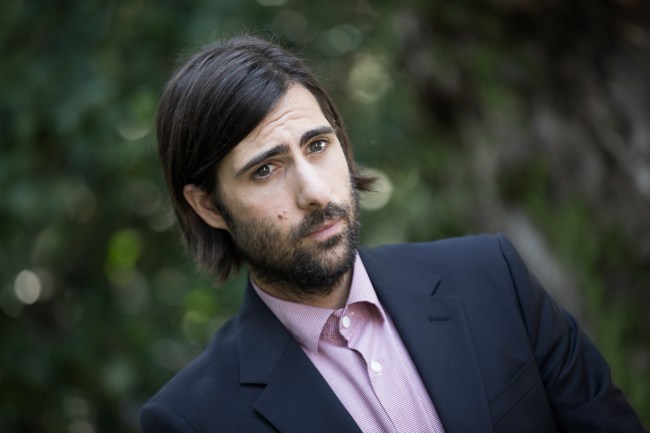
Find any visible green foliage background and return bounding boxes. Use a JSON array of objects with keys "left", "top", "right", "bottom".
[{"left": 2, "top": 0, "right": 648, "bottom": 431}]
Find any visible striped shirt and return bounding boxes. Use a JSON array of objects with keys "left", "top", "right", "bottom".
[{"left": 253, "top": 254, "right": 446, "bottom": 433}]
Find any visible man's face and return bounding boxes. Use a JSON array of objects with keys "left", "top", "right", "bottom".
[{"left": 214, "top": 85, "right": 359, "bottom": 298}]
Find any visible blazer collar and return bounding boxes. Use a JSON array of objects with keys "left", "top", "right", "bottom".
[
  {"left": 237, "top": 280, "right": 362, "bottom": 433},
  {"left": 360, "top": 246, "right": 494, "bottom": 433}
]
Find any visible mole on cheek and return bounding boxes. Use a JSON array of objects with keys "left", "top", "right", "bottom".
[{"left": 277, "top": 210, "right": 287, "bottom": 220}]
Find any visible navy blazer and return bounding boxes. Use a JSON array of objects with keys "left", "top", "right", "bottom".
[{"left": 140, "top": 234, "right": 646, "bottom": 432}]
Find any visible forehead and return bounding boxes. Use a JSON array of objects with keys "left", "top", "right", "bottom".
[
  {"left": 221, "top": 85, "right": 331, "bottom": 167},
  {"left": 247, "top": 85, "right": 328, "bottom": 143}
]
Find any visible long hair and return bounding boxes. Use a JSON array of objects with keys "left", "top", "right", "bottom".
[{"left": 157, "top": 35, "right": 375, "bottom": 281}]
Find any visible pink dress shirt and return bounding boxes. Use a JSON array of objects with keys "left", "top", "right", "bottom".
[{"left": 253, "top": 254, "right": 446, "bottom": 433}]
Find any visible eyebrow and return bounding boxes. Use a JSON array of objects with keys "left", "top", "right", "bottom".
[
  {"left": 236, "top": 144, "right": 290, "bottom": 177},
  {"left": 300, "top": 126, "right": 335, "bottom": 147},
  {"left": 235, "top": 125, "right": 335, "bottom": 177}
]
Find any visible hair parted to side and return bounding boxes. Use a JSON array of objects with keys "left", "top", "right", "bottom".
[{"left": 157, "top": 35, "right": 376, "bottom": 282}]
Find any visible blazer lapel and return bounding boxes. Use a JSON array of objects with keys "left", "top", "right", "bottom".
[
  {"left": 237, "top": 282, "right": 362, "bottom": 433},
  {"left": 360, "top": 247, "right": 494, "bottom": 433}
]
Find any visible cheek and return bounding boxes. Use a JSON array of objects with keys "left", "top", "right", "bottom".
[
  {"left": 277, "top": 209, "right": 289, "bottom": 220},
  {"left": 238, "top": 195, "right": 292, "bottom": 227},
  {"left": 329, "top": 154, "right": 353, "bottom": 194}
]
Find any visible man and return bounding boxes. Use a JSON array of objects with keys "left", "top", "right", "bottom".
[{"left": 141, "top": 36, "right": 646, "bottom": 433}]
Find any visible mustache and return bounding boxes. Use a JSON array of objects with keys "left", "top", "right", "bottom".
[{"left": 292, "top": 202, "right": 348, "bottom": 239}]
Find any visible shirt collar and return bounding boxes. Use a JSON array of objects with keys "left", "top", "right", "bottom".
[{"left": 252, "top": 253, "right": 386, "bottom": 352}]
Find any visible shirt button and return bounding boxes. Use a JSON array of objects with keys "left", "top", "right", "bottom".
[
  {"left": 341, "top": 316, "right": 351, "bottom": 328},
  {"left": 370, "top": 361, "right": 383, "bottom": 373}
]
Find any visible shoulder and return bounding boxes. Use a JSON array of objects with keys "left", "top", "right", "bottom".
[
  {"left": 140, "top": 316, "right": 247, "bottom": 431},
  {"left": 361, "top": 233, "right": 520, "bottom": 278},
  {"left": 152, "top": 317, "right": 241, "bottom": 401},
  {"left": 359, "top": 234, "right": 531, "bottom": 317}
]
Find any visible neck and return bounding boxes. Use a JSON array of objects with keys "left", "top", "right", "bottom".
[{"left": 252, "top": 268, "right": 353, "bottom": 309}]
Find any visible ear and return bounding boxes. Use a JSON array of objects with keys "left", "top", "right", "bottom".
[{"left": 183, "top": 184, "right": 230, "bottom": 232}]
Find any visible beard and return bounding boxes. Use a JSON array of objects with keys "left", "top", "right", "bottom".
[{"left": 219, "top": 187, "right": 360, "bottom": 300}]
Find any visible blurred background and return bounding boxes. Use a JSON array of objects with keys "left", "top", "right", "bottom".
[{"left": 1, "top": 0, "right": 649, "bottom": 431}]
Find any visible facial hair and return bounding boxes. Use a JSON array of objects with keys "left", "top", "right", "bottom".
[{"left": 220, "top": 187, "right": 360, "bottom": 300}]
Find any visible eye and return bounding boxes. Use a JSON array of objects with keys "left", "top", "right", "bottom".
[
  {"left": 253, "top": 163, "right": 276, "bottom": 179},
  {"left": 308, "top": 139, "right": 327, "bottom": 153}
]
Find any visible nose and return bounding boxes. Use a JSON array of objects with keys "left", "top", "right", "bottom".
[{"left": 295, "top": 161, "right": 331, "bottom": 210}]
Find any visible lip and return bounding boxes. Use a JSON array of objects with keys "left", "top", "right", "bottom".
[{"left": 307, "top": 218, "right": 343, "bottom": 240}]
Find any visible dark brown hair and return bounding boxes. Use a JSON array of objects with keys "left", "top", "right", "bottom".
[{"left": 157, "top": 35, "right": 375, "bottom": 281}]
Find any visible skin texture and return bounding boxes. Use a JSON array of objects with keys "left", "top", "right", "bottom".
[{"left": 183, "top": 85, "right": 359, "bottom": 309}]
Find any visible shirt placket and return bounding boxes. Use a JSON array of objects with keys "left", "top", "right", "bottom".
[
  {"left": 340, "top": 305, "right": 405, "bottom": 432},
  {"left": 344, "top": 305, "right": 434, "bottom": 433}
]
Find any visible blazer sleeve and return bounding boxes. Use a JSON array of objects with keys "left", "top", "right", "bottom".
[{"left": 496, "top": 234, "right": 647, "bottom": 432}]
